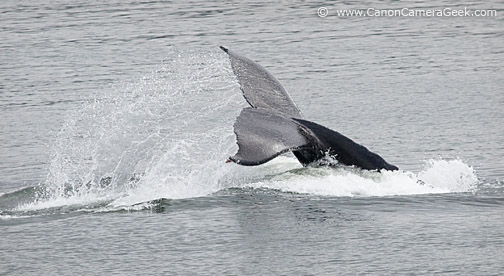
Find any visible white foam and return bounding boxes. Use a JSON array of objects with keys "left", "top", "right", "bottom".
[
  {"left": 109, "top": 158, "right": 237, "bottom": 207},
  {"left": 17, "top": 192, "right": 114, "bottom": 212},
  {"left": 417, "top": 158, "right": 478, "bottom": 193},
  {"left": 0, "top": 214, "right": 32, "bottom": 220},
  {"left": 245, "top": 158, "right": 478, "bottom": 197},
  {"left": 19, "top": 155, "right": 479, "bottom": 211}
]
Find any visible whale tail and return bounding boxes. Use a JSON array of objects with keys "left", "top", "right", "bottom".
[{"left": 221, "top": 46, "right": 398, "bottom": 171}]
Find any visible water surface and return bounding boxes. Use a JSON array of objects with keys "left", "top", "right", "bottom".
[{"left": 1, "top": 1, "right": 503, "bottom": 275}]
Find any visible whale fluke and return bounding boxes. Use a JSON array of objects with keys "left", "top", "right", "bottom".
[{"left": 220, "top": 46, "right": 398, "bottom": 171}]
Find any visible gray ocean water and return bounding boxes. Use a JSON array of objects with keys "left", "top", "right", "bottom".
[{"left": 1, "top": 1, "right": 503, "bottom": 275}]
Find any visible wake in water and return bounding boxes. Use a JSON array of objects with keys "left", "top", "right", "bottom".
[{"left": 3, "top": 50, "right": 479, "bottom": 214}]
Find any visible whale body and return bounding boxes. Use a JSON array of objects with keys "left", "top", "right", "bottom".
[{"left": 221, "top": 46, "right": 398, "bottom": 171}]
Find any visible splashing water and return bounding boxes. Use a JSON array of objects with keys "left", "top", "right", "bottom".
[
  {"left": 24, "top": 50, "right": 244, "bottom": 210},
  {"left": 18, "top": 50, "right": 479, "bottom": 212}
]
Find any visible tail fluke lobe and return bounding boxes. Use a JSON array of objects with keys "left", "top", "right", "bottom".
[
  {"left": 229, "top": 108, "right": 310, "bottom": 166},
  {"left": 220, "top": 46, "right": 304, "bottom": 119}
]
